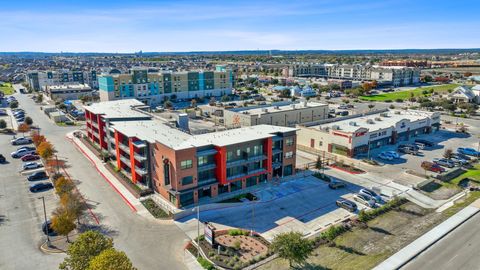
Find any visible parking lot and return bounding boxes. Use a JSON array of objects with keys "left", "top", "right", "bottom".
[
  {"left": 368, "top": 128, "right": 479, "bottom": 182},
  {"left": 176, "top": 175, "right": 376, "bottom": 241},
  {"left": 0, "top": 131, "right": 64, "bottom": 269}
]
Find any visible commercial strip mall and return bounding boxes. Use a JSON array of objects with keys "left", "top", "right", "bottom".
[{"left": 84, "top": 100, "right": 297, "bottom": 208}]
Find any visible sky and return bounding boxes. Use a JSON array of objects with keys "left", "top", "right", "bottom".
[{"left": 0, "top": 0, "right": 479, "bottom": 53}]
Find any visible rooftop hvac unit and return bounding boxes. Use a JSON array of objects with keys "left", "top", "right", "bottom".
[
  {"left": 380, "top": 113, "right": 388, "bottom": 117},
  {"left": 367, "top": 119, "right": 375, "bottom": 124},
  {"left": 274, "top": 106, "right": 280, "bottom": 109},
  {"left": 291, "top": 104, "right": 296, "bottom": 109},
  {"left": 349, "top": 121, "right": 357, "bottom": 126},
  {"left": 375, "top": 117, "right": 382, "bottom": 121},
  {"left": 395, "top": 111, "right": 401, "bottom": 114},
  {"left": 262, "top": 108, "right": 268, "bottom": 113},
  {"left": 332, "top": 125, "right": 340, "bottom": 130}
]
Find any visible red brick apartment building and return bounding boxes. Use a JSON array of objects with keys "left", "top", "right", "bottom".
[{"left": 84, "top": 100, "right": 297, "bottom": 208}]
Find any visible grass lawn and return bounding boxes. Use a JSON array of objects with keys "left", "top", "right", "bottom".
[
  {"left": 259, "top": 203, "right": 445, "bottom": 270},
  {"left": 0, "top": 82, "right": 14, "bottom": 95},
  {"left": 360, "top": 84, "right": 459, "bottom": 101},
  {"left": 449, "top": 163, "right": 480, "bottom": 186}
]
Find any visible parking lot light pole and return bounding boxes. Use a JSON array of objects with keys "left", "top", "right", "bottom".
[
  {"left": 193, "top": 205, "right": 200, "bottom": 257},
  {"left": 39, "top": 196, "right": 51, "bottom": 247}
]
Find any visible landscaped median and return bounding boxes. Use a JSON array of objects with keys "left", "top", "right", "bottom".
[{"left": 360, "top": 84, "right": 458, "bottom": 102}]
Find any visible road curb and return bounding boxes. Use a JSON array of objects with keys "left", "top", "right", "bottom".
[{"left": 40, "top": 242, "right": 66, "bottom": 254}]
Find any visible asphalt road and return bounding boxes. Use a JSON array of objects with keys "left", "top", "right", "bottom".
[
  {"left": 402, "top": 212, "right": 480, "bottom": 270},
  {"left": 0, "top": 86, "right": 188, "bottom": 270}
]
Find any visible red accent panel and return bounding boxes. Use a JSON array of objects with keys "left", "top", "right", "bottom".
[
  {"left": 214, "top": 146, "right": 227, "bottom": 185},
  {"left": 265, "top": 138, "right": 273, "bottom": 179},
  {"left": 114, "top": 131, "right": 121, "bottom": 169},
  {"left": 128, "top": 138, "right": 137, "bottom": 184},
  {"left": 97, "top": 114, "right": 107, "bottom": 150}
]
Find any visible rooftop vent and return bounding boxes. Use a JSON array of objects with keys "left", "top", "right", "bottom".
[
  {"left": 262, "top": 108, "right": 268, "bottom": 113},
  {"left": 349, "top": 121, "right": 357, "bottom": 126},
  {"left": 332, "top": 125, "right": 340, "bottom": 130},
  {"left": 375, "top": 117, "right": 382, "bottom": 121},
  {"left": 367, "top": 119, "right": 375, "bottom": 124},
  {"left": 380, "top": 113, "right": 388, "bottom": 117},
  {"left": 274, "top": 106, "right": 280, "bottom": 110}
]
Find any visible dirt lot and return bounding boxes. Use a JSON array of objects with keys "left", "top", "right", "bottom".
[{"left": 258, "top": 203, "right": 446, "bottom": 270}]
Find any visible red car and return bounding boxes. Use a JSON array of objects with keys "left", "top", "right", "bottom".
[{"left": 21, "top": 154, "right": 41, "bottom": 162}]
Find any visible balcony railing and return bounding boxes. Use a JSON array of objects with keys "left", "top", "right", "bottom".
[
  {"left": 132, "top": 141, "right": 146, "bottom": 149},
  {"left": 197, "top": 178, "right": 218, "bottom": 186},
  {"left": 227, "top": 173, "right": 246, "bottom": 181},
  {"left": 196, "top": 148, "right": 218, "bottom": 157},
  {"left": 134, "top": 152, "right": 147, "bottom": 162},
  {"left": 135, "top": 166, "right": 147, "bottom": 175},
  {"left": 197, "top": 163, "right": 216, "bottom": 172},
  {"left": 247, "top": 168, "right": 266, "bottom": 175},
  {"left": 118, "top": 143, "right": 130, "bottom": 153},
  {"left": 119, "top": 155, "right": 130, "bottom": 165},
  {"left": 272, "top": 148, "right": 283, "bottom": 155}
]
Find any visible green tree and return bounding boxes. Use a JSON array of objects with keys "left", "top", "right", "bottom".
[
  {"left": 270, "top": 231, "right": 313, "bottom": 267},
  {"left": 368, "top": 104, "right": 375, "bottom": 111},
  {"left": 60, "top": 231, "right": 113, "bottom": 270},
  {"left": 163, "top": 100, "right": 173, "bottom": 109},
  {"left": 221, "top": 95, "right": 231, "bottom": 102},
  {"left": 25, "top": 116, "right": 33, "bottom": 125},
  {"left": 51, "top": 207, "right": 76, "bottom": 243},
  {"left": 88, "top": 248, "right": 136, "bottom": 270},
  {"left": 0, "top": 119, "right": 6, "bottom": 129},
  {"left": 9, "top": 101, "right": 18, "bottom": 109},
  {"left": 61, "top": 191, "right": 87, "bottom": 224}
]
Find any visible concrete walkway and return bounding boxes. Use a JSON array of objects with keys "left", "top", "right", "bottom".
[
  {"left": 66, "top": 131, "right": 152, "bottom": 218},
  {"left": 374, "top": 199, "right": 480, "bottom": 270}
]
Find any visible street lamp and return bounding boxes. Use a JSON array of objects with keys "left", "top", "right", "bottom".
[
  {"left": 192, "top": 205, "right": 200, "bottom": 257},
  {"left": 39, "top": 196, "right": 51, "bottom": 247}
]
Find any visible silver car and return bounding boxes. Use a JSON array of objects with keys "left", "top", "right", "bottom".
[
  {"left": 353, "top": 193, "right": 376, "bottom": 208},
  {"left": 359, "top": 188, "right": 382, "bottom": 203}
]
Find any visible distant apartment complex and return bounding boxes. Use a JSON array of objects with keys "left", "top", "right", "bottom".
[
  {"left": 98, "top": 68, "right": 234, "bottom": 106},
  {"left": 297, "top": 110, "right": 440, "bottom": 158},
  {"left": 223, "top": 101, "right": 328, "bottom": 128},
  {"left": 283, "top": 64, "right": 420, "bottom": 87},
  {"left": 84, "top": 100, "right": 296, "bottom": 208},
  {"left": 26, "top": 70, "right": 98, "bottom": 91},
  {"left": 46, "top": 83, "right": 93, "bottom": 101}
]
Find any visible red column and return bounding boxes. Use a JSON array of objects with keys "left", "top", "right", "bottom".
[
  {"left": 128, "top": 138, "right": 137, "bottom": 184},
  {"left": 265, "top": 138, "right": 273, "bottom": 180},
  {"left": 214, "top": 146, "right": 227, "bottom": 185},
  {"left": 114, "top": 131, "right": 121, "bottom": 169},
  {"left": 97, "top": 114, "right": 107, "bottom": 150}
]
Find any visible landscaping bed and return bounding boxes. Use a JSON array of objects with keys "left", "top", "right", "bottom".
[
  {"left": 219, "top": 193, "right": 258, "bottom": 203},
  {"left": 359, "top": 84, "right": 458, "bottom": 102},
  {"left": 141, "top": 198, "right": 171, "bottom": 219},
  {"left": 330, "top": 162, "right": 365, "bottom": 174},
  {"left": 105, "top": 162, "right": 153, "bottom": 198}
]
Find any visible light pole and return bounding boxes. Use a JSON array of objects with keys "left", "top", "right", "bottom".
[
  {"left": 39, "top": 196, "right": 51, "bottom": 247},
  {"left": 193, "top": 205, "right": 200, "bottom": 257}
]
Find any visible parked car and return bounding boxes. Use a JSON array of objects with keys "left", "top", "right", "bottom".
[
  {"left": 353, "top": 193, "right": 376, "bottom": 208},
  {"left": 450, "top": 157, "right": 467, "bottom": 166},
  {"left": 23, "top": 162, "right": 43, "bottom": 170},
  {"left": 433, "top": 158, "right": 455, "bottom": 168},
  {"left": 453, "top": 152, "right": 471, "bottom": 161},
  {"left": 0, "top": 110, "right": 7, "bottom": 116},
  {"left": 378, "top": 152, "right": 393, "bottom": 161},
  {"left": 0, "top": 154, "right": 5, "bottom": 163},
  {"left": 27, "top": 171, "right": 48, "bottom": 181},
  {"left": 336, "top": 198, "right": 357, "bottom": 212},
  {"left": 17, "top": 146, "right": 36, "bottom": 151},
  {"left": 29, "top": 182, "right": 53, "bottom": 193},
  {"left": 399, "top": 144, "right": 420, "bottom": 151},
  {"left": 398, "top": 146, "right": 418, "bottom": 155},
  {"left": 328, "top": 180, "right": 346, "bottom": 189},
  {"left": 421, "top": 161, "right": 446, "bottom": 173},
  {"left": 385, "top": 151, "right": 400, "bottom": 159},
  {"left": 335, "top": 111, "right": 349, "bottom": 116},
  {"left": 414, "top": 139, "right": 435, "bottom": 147},
  {"left": 11, "top": 148, "right": 36, "bottom": 158},
  {"left": 21, "top": 154, "right": 40, "bottom": 162},
  {"left": 359, "top": 188, "right": 382, "bottom": 202},
  {"left": 414, "top": 142, "right": 425, "bottom": 150},
  {"left": 42, "top": 220, "right": 57, "bottom": 236},
  {"left": 457, "top": 147, "right": 480, "bottom": 157},
  {"left": 11, "top": 137, "right": 32, "bottom": 145}
]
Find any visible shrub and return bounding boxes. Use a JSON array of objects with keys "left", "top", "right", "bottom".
[
  {"left": 233, "top": 240, "right": 241, "bottom": 250},
  {"left": 384, "top": 99, "right": 392, "bottom": 103},
  {"left": 208, "top": 251, "right": 215, "bottom": 257},
  {"left": 358, "top": 197, "right": 407, "bottom": 222},
  {"left": 395, "top": 98, "right": 404, "bottom": 103},
  {"left": 228, "top": 229, "right": 248, "bottom": 236},
  {"left": 197, "top": 257, "right": 214, "bottom": 270},
  {"left": 321, "top": 224, "right": 348, "bottom": 241}
]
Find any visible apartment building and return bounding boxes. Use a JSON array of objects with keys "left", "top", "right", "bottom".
[
  {"left": 297, "top": 110, "right": 440, "bottom": 158},
  {"left": 84, "top": 100, "right": 297, "bottom": 208},
  {"left": 26, "top": 69, "right": 98, "bottom": 91},
  {"left": 98, "top": 68, "right": 233, "bottom": 106},
  {"left": 284, "top": 64, "right": 420, "bottom": 86},
  {"left": 223, "top": 101, "right": 328, "bottom": 128}
]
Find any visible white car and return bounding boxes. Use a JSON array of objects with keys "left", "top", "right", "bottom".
[
  {"left": 359, "top": 188, "right": 382, "bottom": 203},
  {"left": 378, "top": 152, "right": 393, "bottom": 161},
  {"left": 11, "top": 137, "right": 32, "bottom": 146},
  {"left": 23, "top": 162, "right": 43, "bottom": 170},
  {"left": 353, "top": 193, "right": 376, "bottom": 208},
  {"left": 385, "top": 151, "right": 400, "bottom": 159},
  {"left": 11, "top": 149, "right": 36, "bottom": 158}
]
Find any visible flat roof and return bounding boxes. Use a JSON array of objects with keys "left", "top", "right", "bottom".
[
  {"left": 49, "top": 83, "right": 91, "bottom": 90},
  {"left": 83, "top": 99, "right": 150, "bottom": 120},
  {"left": 112, "top": 120, "right": 296, "bottom": 150},
  {"left": 227, "top": 101, "right": 327, "bottom": 115},
  {"left": 312, "top": 110, "right": 438, "bottom": 133}
]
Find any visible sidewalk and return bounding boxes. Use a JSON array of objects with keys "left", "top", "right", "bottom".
[
  {"left": 66, "top": 131, "right": 151, "bottom": 218},
  {"left": 373, "top": 198, "right": 480, "bottom": 270}
]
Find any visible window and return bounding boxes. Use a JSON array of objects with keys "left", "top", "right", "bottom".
[
  {"left": 180, "top": 160, "right": 192, "bottom": 169},
  {"left": 319, "top": 141, "right": 323, "bottom": 147},
  {"left": 198, "top": 156, "right": 208, "bottom": 166},
  {"left": 285, "top": 151, "right": 293, "bottom": 159},
  {"left": 227, "top": 151, "right": 233, "bottom": 161},
  {"left": 286, "top": 137, "right": 294, "bottom": 146},
  {"left": 236, "top": 149, "right": 241, "bottom": 156},
  {"left": 181, "top": 176, "right": 193, "bottom": 185}
]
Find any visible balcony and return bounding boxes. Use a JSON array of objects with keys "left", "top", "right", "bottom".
[
  {"left": 272, "top": 161, "right": 282, "bottom": 169},
  {"left": 226, "top": 159, "right": 247, "bottom": 168},
  {"left": 91, "top": 121, "right": 99, "bottom": 129},
  {"left": 272, "top": 148, "right": 283, "bottom": 155},
  {"left": 132, "top": 140, "right": 146, "bottom": 149},
  {"left": 247, "top": 154, "right": 267, "bottom": 162},
  {"left": 197, "top": 177, "right": 218, "bottom": 186},
  {"left": 135, "top": 166, "right": 147, "bottom": 176},
  {"left": 247, "top": 168, "right": 267, "bottom": 175},
  {"left": 197, "top": 163, "right": 216, "bottom": 172},
  {"left": 227, "top": 173, "right": 246, "bottom": 181},
  {"left": 119, "top": 155, "right": 130, "bottom": 165},
  {"left": 134, "top": 152, "right": 147, "bottom": 162},
  {"left": 109, "top": 136, "right": 115, "bottom": 144},
  {"left": 118, "top": 143, "right": 130, "bottom": 153},
  {"left": 196, "top": 148, "right": 217, "bottom": 157},
  {"left": 272, "top": 136, "right": 283, "bottom": 142}
]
